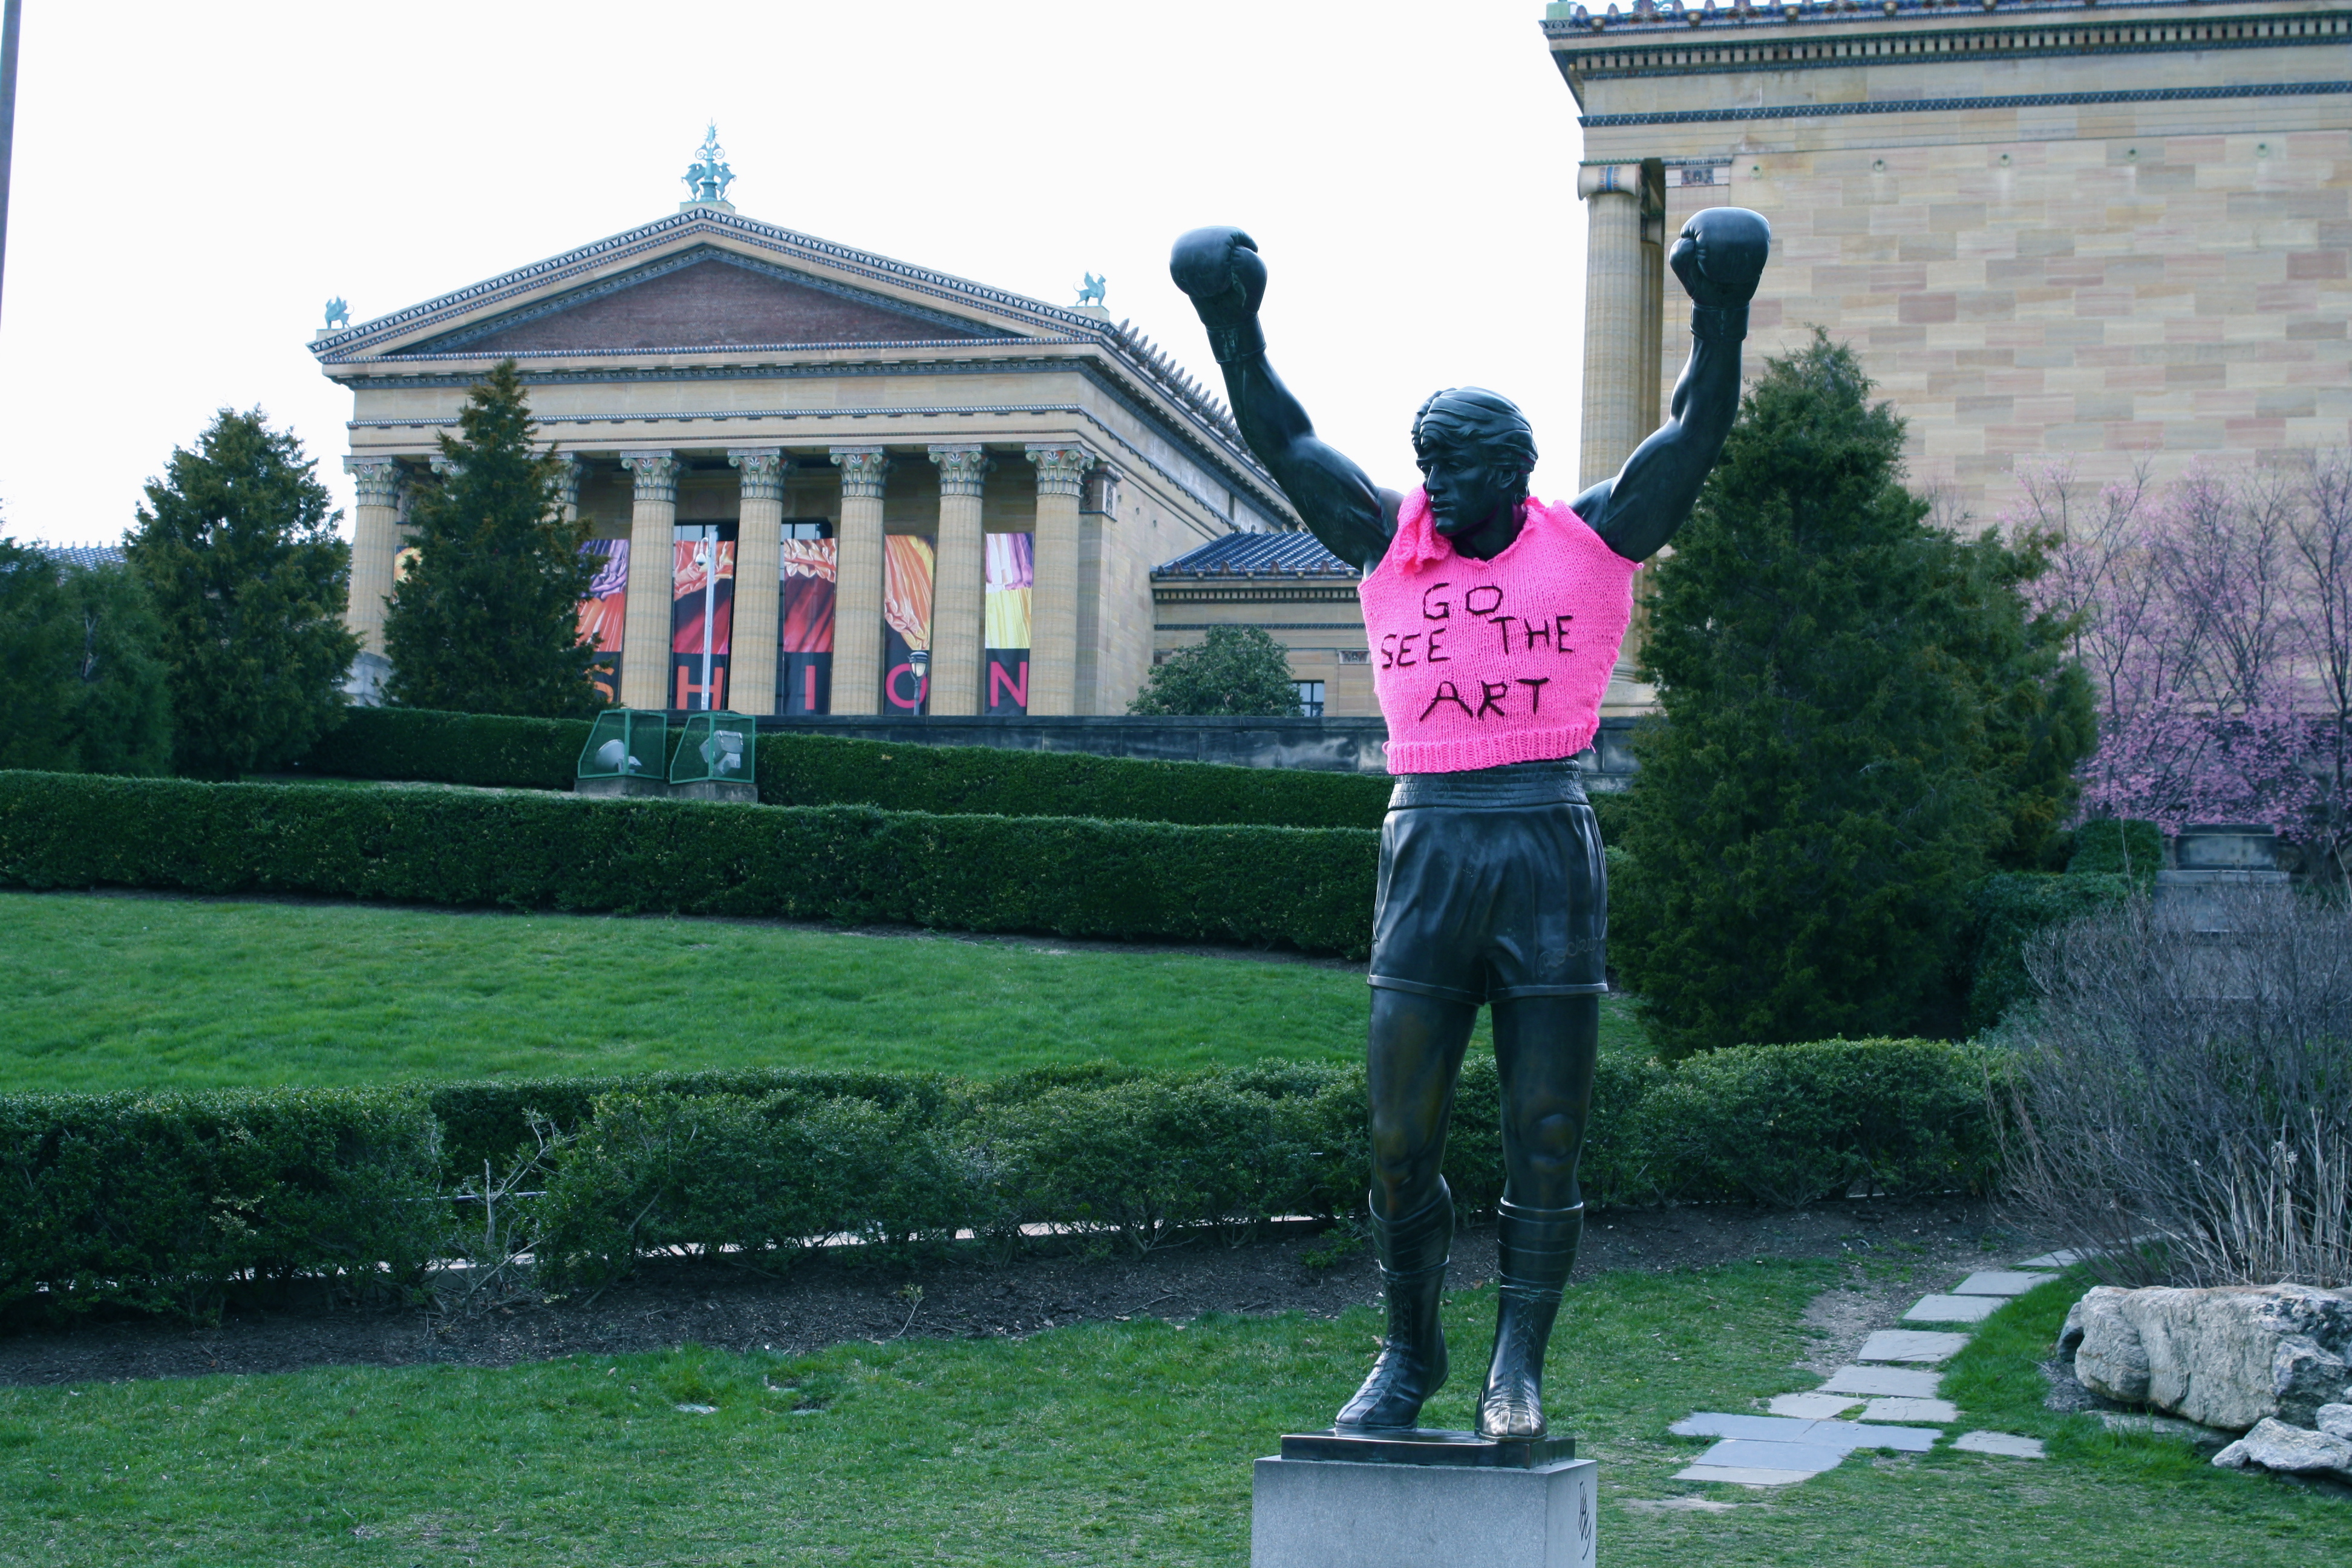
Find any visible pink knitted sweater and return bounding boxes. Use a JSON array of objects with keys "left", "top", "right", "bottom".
[{"left": 1359, "top": 489, "right": 1639, "bottom": 774}]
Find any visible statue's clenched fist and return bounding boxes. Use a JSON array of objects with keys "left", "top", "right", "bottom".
[
  {"left": 1668, "top": 207, "right": 1770, "bottom": 309},
  {"left": 1170, "top": 226, "right": 1269, "bottom": 333}
]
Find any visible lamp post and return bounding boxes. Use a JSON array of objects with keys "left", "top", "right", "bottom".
[{"left": 0, "top": 0, "right": 22, "bottom": 327}]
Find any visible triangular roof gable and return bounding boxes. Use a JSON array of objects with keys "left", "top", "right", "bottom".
[{"left": 312, "top": 209, "right": 1098, "bottom": 362}]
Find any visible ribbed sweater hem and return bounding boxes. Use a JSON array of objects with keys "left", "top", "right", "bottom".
[{"left": 1383, "top": 723, "right": 1599, "bottom": 776}]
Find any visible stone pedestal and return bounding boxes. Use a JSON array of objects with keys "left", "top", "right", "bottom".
[
  {"left": 1251, "top": 1430, "right": 1595, "bottom": 1568},
  {"left": 573, "top": 775, "right": 670, "bottom": 799},
  {"left": 668, "top": 779, "right": 757, "bottom": 804}
]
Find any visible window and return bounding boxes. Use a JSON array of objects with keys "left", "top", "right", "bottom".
[
  {"left": 1294, "top": 680, "right": 1326, "bottom": 717},
  {"left": 783, "top": 519, "right": 832, "bottom": 540},
  {"left": 1339, "top": 649, "right": 1370, "bottom": 664}
]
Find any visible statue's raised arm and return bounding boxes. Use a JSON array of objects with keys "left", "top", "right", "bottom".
[
  {"left": 1573, "top": 206, "right": 1771, "bottom": 563},
  {"left": 1170, "top": 227, "right": 1396, "bottom": 572}
]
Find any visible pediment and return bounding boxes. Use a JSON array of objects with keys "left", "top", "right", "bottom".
[
  {"left": 411, "top": 248, "right": 1004, "bottom": 354},
  {"left": 315, "top": 211, "right": 1091, "bottom": 363}
]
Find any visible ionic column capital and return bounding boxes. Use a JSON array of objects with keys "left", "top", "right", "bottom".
[
  {"left": 619, "top": 451, "right": 680, "bottom": 503},
  {"left": 344, "top": 456, "right": 404, "bottom": 508},
  {"left": 929, "top": 444, "right": 993, "bottom": 498},
  {"left": 1025, "top": 443, "right": 1096, "bottom": 498},
  {"left": 729, "top": 447, "right": 789, "bottom": 503},
  {"left": 830, "top": 446, "right": 892, "bottom": 500},
  {"left": 1576, "top": 163, "right": 1642, "bottom": 201}
]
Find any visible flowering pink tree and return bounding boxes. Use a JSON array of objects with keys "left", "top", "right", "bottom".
[{"left": 2010, "top": 460, "right": 2346, "bottom": 864}]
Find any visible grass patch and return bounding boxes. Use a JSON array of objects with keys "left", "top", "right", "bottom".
[
  {"left": 0, "top": 890, "right": 1652, "bottom": 1093},
  {"left": 2, "top": 1260, "right": 2338, "bottom": 1566}
]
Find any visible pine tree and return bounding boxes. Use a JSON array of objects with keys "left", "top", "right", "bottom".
[
  {"left": 1612, "top": 332, "right": 2093, "bottom": 1057},
  {"left": 56, "top": 561, "right": 175, "bottom": 776},
  {"left": 125, "top": 412, "right": 358, "bottom": 780},
  {"left": 1128, "top": 625, "right": 1302, "bottom": 716},
  {"left": 382, "top": 362, "right": 601, "bottom": 717},
  {"left": 0, "top": 534, "right": 77, "bottom": 768}
]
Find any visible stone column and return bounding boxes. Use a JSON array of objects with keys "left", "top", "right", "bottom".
[
  {"left": 343, "top": 456, "right": 405, "bottom": 656},
  {"left": 927, "top": 445, "right": 991, "bottom": 716},
  {"left": 1025, "top": 443, "right": 1096, "bottom": 717},
  {"left": 549, "top": 453, "right": 583, "bottom": 524},
  {"left": 1577, "top": 162, "right": 1646, "bottom": 489},
  {"left": 829, "top": 447, "right": 892, "bottom": 716},
  {"left": 618, "top": 452, "right": 679, "bottom": 710},
  {"left": 1639, "top": 191, "right": 1666, "bottom": 439},
  {"left": 729, "top": 448, "right": 788, "bottom": 715}
]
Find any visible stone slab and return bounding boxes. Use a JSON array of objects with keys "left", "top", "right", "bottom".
[
  {"left": 1861, "top": 1397, "right": 1959, "bottom": 1424},
  {"left": 1820, "top": 1365, "right": 1942, "bottom": 1399},
  {"left": 1670, "top": 1413, "right": 1818, "bottom": 1442},
  {"left": 1954, "top": 1271, "right": 2055, "bottom": 1297},
  {"left": 1696, "top": 1439, "right": 1853, "bottom": 1472},
  {"left": 1768, "top": 1392, "right": 1865, "bottom": 1419},
  {"left": 1904, "top": 1295, "right": 2003, "bottom": 1324},
  {"left": 1954, "top": 1431, "right": 2046, "bottom": 1459},
  {"left": 1278, "top": 1429, "right": 1575, "bottom": 1470},
  {"left": 2015, "top": 1250, "right": 2083, "bottom": 1269},
  {"left": 1671, "top": 1464, "right": 1818, "bottom": 1486},
  {"left": 1674, "top": 1416, "right": 1936, "bottom": 1454},
  {"left": 1856, "top": 1330, "right": 1973, "bottom": 1363},
  {"left": 1252, "top": 1454, "right": 1596, "bottom": 1568}
]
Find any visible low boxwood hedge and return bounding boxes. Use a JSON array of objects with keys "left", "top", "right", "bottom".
[
  {"left": 0, "top": 769, "right": 1380, "bottom": 956},
  {"left": 295, "top": 706, "right": 1396, "bottom": 830},
  {"left": 0, "top": 1039, "right": 2000, "bottom": 1318},
  {"left": 0, "top": 1086, "right": 442, "bottom": 1321},
  {"left": 1965, "top": 871, "right": 2135, "bottom": 1031}
]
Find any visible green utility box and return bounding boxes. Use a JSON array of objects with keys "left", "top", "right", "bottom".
[
  {"left": 575, "top": 708, "right": 670, "bottom": 797},
  {"left": 669, "top": 711, "right": 757, "bottom": 803}
]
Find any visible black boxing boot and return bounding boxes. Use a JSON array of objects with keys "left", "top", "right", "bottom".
[
  {"left": 1475, "top": 1199, "right": 1584, "bottom": 1439},
  {"left": 1334, "top": 1182, "right": 1453, "bottom": 1431}
]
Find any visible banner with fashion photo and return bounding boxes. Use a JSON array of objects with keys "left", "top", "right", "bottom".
[
  {"left": 575, "top": 540, "right": 629, "bottom": 706},
  {"left": 671, "top": 530, "right": 736, "bottom": 711},
  {"left": 776, "top": 537, "right": 837, "bottom": 715},
  {"left": 983, "top": 532, "right": 1033, "bottom": 716},
  {"left": 882, "top": 534, "right": 934, "bottom": 714}
]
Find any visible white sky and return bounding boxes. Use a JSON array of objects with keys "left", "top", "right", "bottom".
[{"left": 0, "top": 0, "right": 1589, "bottom": 546}]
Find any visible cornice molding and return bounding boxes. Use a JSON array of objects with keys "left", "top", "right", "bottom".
[
  {"left": 1581, "top": 76, "right": 2351, "bottom": 125},
  {"left": 1152, "top": 587, "right": 1364, "bottom": 605},
  {"left": 1545, "top": 0, "right": 2347, "bottom": 47}
]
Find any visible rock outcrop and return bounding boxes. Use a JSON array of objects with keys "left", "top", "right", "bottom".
[
  {"left": 2059, "top": 1283, "right": 2352, "bottom": 1431},
  {"left": 2212, "top": 1417, "right": 2352, "bottom": 1477}
]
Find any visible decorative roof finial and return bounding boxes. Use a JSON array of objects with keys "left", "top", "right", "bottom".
[
  {"left": 681, "top": 123, "right": 736, "bottom": 212},
  {"left": 323, "top": 296, "right": 350, "bottom": 330}
]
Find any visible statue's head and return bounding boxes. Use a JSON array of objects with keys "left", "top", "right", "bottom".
[{"left": 1411, "top": 387, "right": 1537, "bottom": 536}]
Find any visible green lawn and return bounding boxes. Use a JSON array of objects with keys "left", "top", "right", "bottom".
[
  {"left": 0, "top": 891, "right": 1648, "bottom": 1093},
  {"left": 1, "top": 1259, "right": 2334, "bottom": 1567}
]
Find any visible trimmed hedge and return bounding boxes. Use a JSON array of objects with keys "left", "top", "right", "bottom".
[
  {"left": 1637, "top": 1037, "right": 2002, "bottom": 1209},
  {"left": 0, "top": 769, "right": 1380, "bottom": 956},
  {"left": 295, "top": 706, "right": 1396, "bottom": 830},
  {"left": 0, "top": 1087, "right": 441, "bottom": 1321},
  {"left": 1965, "top": 871, "right": 2135, "bottom": 1031},
  {"left": 0, "top": 1039, "right": 2001, "bottom": 1316}
]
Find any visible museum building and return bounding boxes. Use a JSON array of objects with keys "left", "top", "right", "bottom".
[
  {"left": 313, "top": 142, "right": 1295, "bottom": 720},
  {"left": 1553, "top": 0, "right": 2350, "bottom": 521}
]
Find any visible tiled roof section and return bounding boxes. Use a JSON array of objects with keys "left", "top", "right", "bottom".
[
  {"left": 1154, "top": 530, "right": 1359, "bottom": 579},
  {"left": 30, "top": 543, "right": 125, "bottom": 570}
]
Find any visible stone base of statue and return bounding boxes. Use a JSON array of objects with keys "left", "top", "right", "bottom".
[
  {"left": 1251, "top": 1429, "right": 1595, "bottom": 1568},
  {"left": 573, "top": 774, "right": 671, "bottom": 799},
  {"left": 667, "top": 779, "right": 758, "bottom": 804}
]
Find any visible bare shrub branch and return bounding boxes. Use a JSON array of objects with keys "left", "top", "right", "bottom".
[{"left": 1998, "top": 889, "right": 2352, "bottom": 1287}]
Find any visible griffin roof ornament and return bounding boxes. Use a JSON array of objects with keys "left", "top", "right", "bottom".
[{"left": 681, "top": 123, "right": 736, "bottom": 212}]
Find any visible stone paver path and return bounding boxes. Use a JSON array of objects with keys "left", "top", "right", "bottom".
[{"left": 1667, "top": 1255, "right": 2059, "bottom": 1488}]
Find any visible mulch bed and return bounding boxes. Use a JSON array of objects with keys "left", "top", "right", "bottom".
[{"left": 0, "top": 1195, "right": 2037, "bottom": 1387}]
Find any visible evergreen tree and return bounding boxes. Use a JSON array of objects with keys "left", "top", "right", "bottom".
[
  {"left": 1613, "top": 332, "right": 2093, "bottom": 1057},
  {"left": 382, "top": 362, "right": 601, "bottom": 718},
  {"left": 126, "top": 410, "right": 358, "bottom": 780},
  {"left": 1128, "top": 624, "right": 1302, "bottom": 716},
  {"left": 0, "top": 539, "right": 176, "bottom": 776},
  {"left": 0, "top": 534, "right": 77, "bottom": 768}
]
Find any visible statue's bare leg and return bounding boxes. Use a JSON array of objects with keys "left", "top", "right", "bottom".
[
  {"left": 1477, "top": 993, "right": 1598, "bottom": 1439},
  {"left": 1336, "top": 986, "right": 1476, "bottom": 1430}
]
